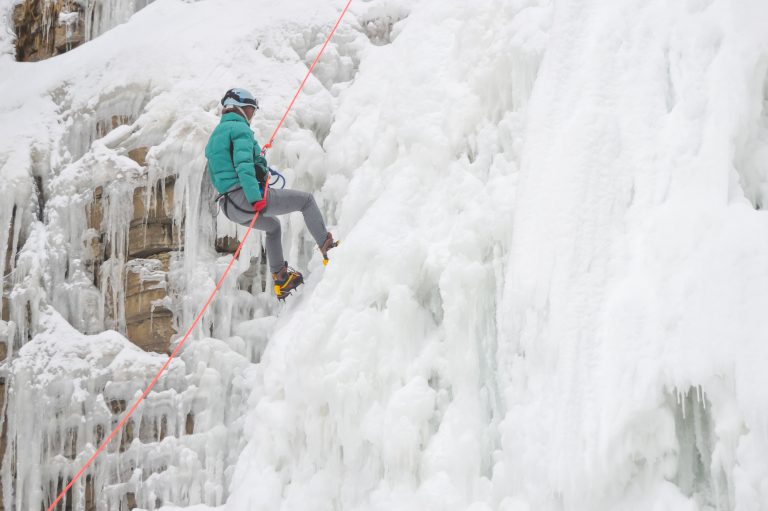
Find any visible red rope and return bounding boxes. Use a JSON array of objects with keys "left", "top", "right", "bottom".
[{"left": 47, "top": 2, "right": 353, "bottom": 509}]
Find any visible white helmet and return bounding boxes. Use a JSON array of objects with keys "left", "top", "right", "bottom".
[{"left": 221, "top": 88, "right": 259, "bottom": 109}]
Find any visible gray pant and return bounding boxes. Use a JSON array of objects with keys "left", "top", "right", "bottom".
[{"left": 219, "top": 187, "right": 328, "bottom": 273}]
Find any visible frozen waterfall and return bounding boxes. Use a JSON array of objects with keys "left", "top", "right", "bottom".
[{"left": 1, "top": 0, "right": 768, "bottom": 510}]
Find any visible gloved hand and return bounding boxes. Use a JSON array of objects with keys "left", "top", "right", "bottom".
[
  {"left": 252, "top": 180, "right": 270, "bottom": 212},
  {"left": 253, "top": 196, "right": 268, "bottom": 212}
]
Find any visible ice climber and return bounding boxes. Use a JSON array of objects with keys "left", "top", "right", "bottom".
[{"left": 205, "top": 87, "right": 337, "bottom": 299}]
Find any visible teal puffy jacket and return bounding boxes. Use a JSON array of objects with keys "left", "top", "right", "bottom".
[{"left": 205, "top": 112, "right": 269, "bottom": 203}]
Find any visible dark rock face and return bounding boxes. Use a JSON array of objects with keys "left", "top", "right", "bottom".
[
  {"left": 13, "top": 0, "right": 85, "bottom": 62},
  {"left": 88, "top": 176, "right": 179, "bottom": 354},
  {"left": 129, "top": 179, "right": 180, "bottom": 259},
  {"left": 215, "top": 234, "right": 241, "bottom": 254},
  {"left": 125, "top": 253, "right": 175, "bottom": 353},
  {"left": 125, "top": 178, "right": 178, "bottom": 353}
]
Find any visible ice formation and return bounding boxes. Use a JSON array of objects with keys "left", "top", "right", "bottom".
[{"left": 1, "top": 0, "right": 768, "bottom": 510}]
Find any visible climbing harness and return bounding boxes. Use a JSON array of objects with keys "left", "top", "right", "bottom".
[
  {"left": 47, "top": 1, "right": 354, "bottom": 509},
  {"left": 268, "top": 167, "right": 286, "bottom": 189},
  {"left": 217, "top": 186, "right": 252, "bottom": 215},
  {"left": 216, "top": 168, "right": 283, "bottom": 218}
]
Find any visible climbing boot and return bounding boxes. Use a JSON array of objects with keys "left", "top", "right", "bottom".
[
  {"left": 319, "top": 232, "right": 339, "bottom": 266},
  {"left": 272, "top": 262, "right": 303, "bottom": 300}
]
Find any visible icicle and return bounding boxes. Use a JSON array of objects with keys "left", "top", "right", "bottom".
[{"left": 83, "top": 0, "right": 156, "bottom": 41}]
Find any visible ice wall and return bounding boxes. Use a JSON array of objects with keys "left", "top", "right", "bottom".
[
  {"left": 223, "top": 1, "right": 548, "bottom": 510},
  {"left": 0, "top": 0, "right": 376, "bottom": 509},
  {"left": 221, "top": 0, "right": 768, "bottom": 510},
  {"left": 496, "top": 0, "right": 768, "bottom": 509},
  {"left": 84, "top": 0, "right": 156, "bottom": 41},
  {"left": 2, "top": 0, "right": 768, "bottom": 510},
  {"left": 2, "top": 307, "right": 266, "bottom": 510}
]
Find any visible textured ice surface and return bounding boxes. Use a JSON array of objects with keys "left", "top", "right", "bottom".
[{"left": 2, "top": 0, "right": 768, "bottom": 510}]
